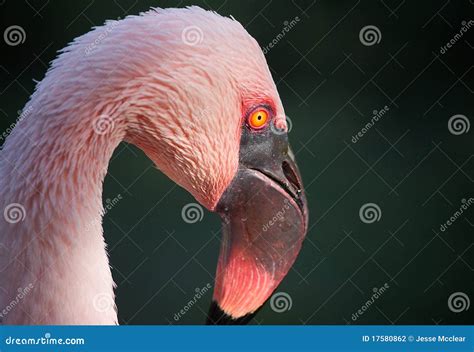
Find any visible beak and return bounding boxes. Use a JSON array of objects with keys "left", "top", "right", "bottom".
[{"left": 206, "top": 123, "right": 308, "bottom": 324}]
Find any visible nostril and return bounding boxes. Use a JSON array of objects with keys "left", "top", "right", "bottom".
[{"left": 282, "top": 160, "right": 301, "bottom": 192}]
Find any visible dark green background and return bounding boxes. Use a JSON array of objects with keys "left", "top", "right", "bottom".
[{"left": 0, "top": 0, "right": 473, "bottom": 324}]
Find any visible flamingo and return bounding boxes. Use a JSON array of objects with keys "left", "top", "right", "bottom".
[{"left": 0, "top": 7, "right": 308, "bottom": 325}]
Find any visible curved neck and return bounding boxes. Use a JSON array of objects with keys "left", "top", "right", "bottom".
[
  {"left": 0, "top": 99, "right": 126, "bottom": 324},
  {"left": 0, "top": 8, "right": 250, "bottom": 324}
]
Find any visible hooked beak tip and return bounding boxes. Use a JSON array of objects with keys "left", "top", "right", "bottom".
[{"left": 206, "top": 301, "right": 256, "bottom": 325}]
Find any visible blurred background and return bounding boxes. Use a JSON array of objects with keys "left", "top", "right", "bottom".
[{"left": 0, "top": 0, "right": 473, "bottom": 324}]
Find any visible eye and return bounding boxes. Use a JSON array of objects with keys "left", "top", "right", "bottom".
[{"left": 247, "top": 108, "right": 269, "bottom": 130}]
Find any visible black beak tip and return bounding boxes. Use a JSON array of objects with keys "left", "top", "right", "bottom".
[{"left": 206, "top": 301, "right": 256, "bottom": 325}]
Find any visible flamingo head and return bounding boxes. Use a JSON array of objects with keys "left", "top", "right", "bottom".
[{"left": 113, "top": 8, "right": 308, "bottom": 323}]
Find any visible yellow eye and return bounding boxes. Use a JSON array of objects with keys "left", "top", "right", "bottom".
[{"left": 248, "top": 109, "right": 269, "bottom": 129}]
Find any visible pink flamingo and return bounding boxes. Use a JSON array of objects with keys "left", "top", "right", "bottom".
[{"left": 0, "top": 7, "right": 307, "bottom": 325}]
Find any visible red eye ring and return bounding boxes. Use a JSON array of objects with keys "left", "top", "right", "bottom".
[{"left": 247, "top": 108, "right": 270, "bottom": 130}]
